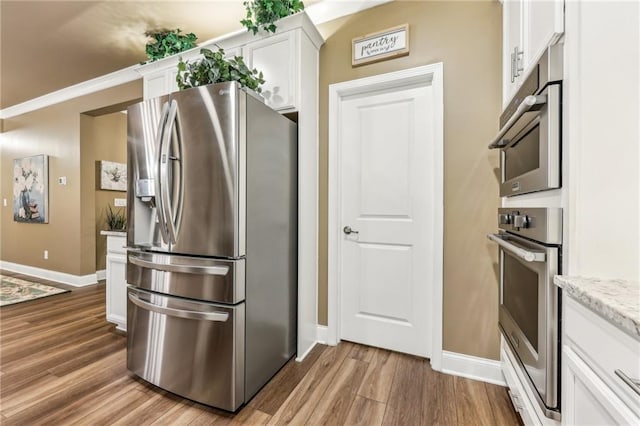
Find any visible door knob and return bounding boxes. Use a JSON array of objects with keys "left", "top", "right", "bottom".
[{"left": 343, "top": 226, "right": 359, "bottom": 235}]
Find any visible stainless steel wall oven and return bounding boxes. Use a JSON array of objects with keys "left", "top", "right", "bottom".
[
  {"left": 488, "top": 207, "right": 562, "bottom": 419},
  {"left": 489, "top": 44, "right": 563, "bottom": 197}
]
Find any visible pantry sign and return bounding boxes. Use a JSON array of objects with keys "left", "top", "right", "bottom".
[{"left": 352, "top": 24, "right": 409, "bottom": 66}]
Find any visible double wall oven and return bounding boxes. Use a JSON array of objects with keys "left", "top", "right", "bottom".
[
  {"left": 489, "top": 208, "right": 562, "bottom": 419},
  {"left": 488, "top": 44, "right": 564, "bottom": 420}
]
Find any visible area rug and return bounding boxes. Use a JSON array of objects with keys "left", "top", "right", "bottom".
[{"left": 0, "top": 275, "right": 69, "bottom": 307}]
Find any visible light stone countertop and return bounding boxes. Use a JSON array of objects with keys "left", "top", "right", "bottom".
[
  {"left": 100, "top": 230, "right": 127, "bottom": 237},
  {"left": 554, "top": 275, "right": 640, "bottom": 340}
]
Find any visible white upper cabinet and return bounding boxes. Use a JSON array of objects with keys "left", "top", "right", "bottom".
[
  {"left": 243, "top": 32, "right": 298, "bottom": 112},
  {"left": 502, "top": 0, "right": 564, "bottom": 106},
  {"left": 137, "top": 12, "right": 323, "bottom": 113},
  {"left": 503, "top": 0, "right": 524, "bottom": 102}
]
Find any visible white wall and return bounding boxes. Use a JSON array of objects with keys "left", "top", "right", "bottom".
[{"left": 564, "top": 1, "right": 640, "bottom": 281}]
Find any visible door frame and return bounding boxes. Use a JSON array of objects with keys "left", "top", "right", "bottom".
[{"left": 327, "top": 63, "right": 444, "bottom": 371}]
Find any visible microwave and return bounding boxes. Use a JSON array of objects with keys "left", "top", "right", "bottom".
[{"left": 489, "top": 45, "right": 563, "bottom": 197}]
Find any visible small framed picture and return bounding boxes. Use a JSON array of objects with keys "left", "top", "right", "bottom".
[{"left": 99, "top": 160, "right": 127, "bottom": 191}]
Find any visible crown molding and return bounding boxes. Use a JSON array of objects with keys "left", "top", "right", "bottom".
[
  {"left": 0, "top": 66, "right": 140, "bottom": 119},
  {"left": 0, "top": 0, "right": 392, "bottom": 119}
]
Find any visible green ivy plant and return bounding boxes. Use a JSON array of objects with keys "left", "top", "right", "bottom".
[
  {"left": 144, "top": 29, "right": 197, "bottom": 63},
  {"left": 176, "top": 48, "right": 265, "bottom": 93},
  {"left": 240, "top": 0, "right": 305, "bottom": 35}
]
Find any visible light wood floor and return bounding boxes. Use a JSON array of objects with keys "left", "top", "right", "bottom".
[{"left": 0, "top": 271, "right": 521, "bottom": 425}]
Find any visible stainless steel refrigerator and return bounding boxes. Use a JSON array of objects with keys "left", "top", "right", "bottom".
[{"left": 125, "top": 81, "right": 297, "bottom": 411}]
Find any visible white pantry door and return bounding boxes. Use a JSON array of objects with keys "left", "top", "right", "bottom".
[{"left": 339, "top": 84, "right": 434, "bottom": 357}]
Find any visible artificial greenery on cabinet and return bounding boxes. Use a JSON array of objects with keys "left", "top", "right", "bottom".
[
  {"left": 144, "top": 29, "right": 198, "bottom": 63},
  {"left": 241, "top": 0, "right": 305, "bottom": 34},
  {"left": 176, "top": 48, "right": 265, "bottom": 93}
]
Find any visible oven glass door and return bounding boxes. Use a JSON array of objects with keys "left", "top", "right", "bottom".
[
  {"left": 499, "top": 83, "right": 561, "bottom": 197},
  {"left": 497, "top": 232, "right": 559, "bottom": 410}
]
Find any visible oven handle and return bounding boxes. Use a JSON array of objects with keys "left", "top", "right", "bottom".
[
  {"left": 488, "top": 95, "right": 547, "bottom": 149},
  {"left": 487, "top": 233, "right": 546, "bottom": 262}
]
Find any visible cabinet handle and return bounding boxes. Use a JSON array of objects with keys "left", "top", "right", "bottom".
[
  {"left": 514, "top": 47, "right": 524, "bottom": 78},
  {"left": 510, "top": 52, "right": 515, "bottom": 83},
  {"left": 615, "top": 369, "right": 640, "bottom": 396}
]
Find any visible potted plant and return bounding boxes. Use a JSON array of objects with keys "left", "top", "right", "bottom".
[
  {"left": 144, "top": 29, "right": 198, "bottom": 63},
  {"left": 176, "top": 48, "right": 265, "bottom": 93},
  {"left": 105, "top": 205, "right": 127, "bottom": 231},
  {"left": 240, "top": 0, "right": 305, "bottom": 34}
]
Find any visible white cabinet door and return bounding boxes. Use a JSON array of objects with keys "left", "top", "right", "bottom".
[
  {"left": 503, "top": 0, "right": 524, "bottom": 103},
  {"left": 563, "top": 346, "right": 639, "bottom": 426},
  {"left": 105, "top": 235, "right": 127, "bottom": 331},
  {"left": 502, "top": 0, "right": 564, "bottom": 106},
  {"left": 106, "top": 253, "right": 127, "bottom": 331},
  {"left": 144, "top": 70, "right": 170, "bottom": 99},
  {"left": 524, "top": 0, "right": 564, "bottom": 67},
  {"left": 243, "top": 32, "right": 298, "bottom": 111}
]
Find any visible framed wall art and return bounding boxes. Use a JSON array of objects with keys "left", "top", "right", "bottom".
[
  {"left": 13, "top": 154, "right": 49, "bottom": 223},
  {"left": 352, "top": 24, "right": 410, "bottom": 67},
  {"left": 99, "top": 160, "right": 127, "bottom": 191}
]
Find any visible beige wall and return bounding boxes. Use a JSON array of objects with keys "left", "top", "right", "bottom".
[
  {"left": 317, "top": 1, "right": 502, "bottom": 359},
  {"left": 0, "top": 81, "right": 141, "bottom": 276},
  {"left": 80, "top": 112, "right": 128, "bottom": 272}
]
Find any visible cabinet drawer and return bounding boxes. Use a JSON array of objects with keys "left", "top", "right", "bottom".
[
  {"left": 106, "top": 235, "right": 127, "bottom": 254},
  {"left": 564, "top": 296, "right": 640, "bottom": 415},
  {"left": 564, "top": 345, "right": 640, "bottom": 425}
]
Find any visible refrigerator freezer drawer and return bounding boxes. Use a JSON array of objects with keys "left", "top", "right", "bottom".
[
  {"left": 127, "top": 288, "right": 245, "bottom": 411},
  {"left": 127, "top": 251, "right": 245, "bottom": 304}
]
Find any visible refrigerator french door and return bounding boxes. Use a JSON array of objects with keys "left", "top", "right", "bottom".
[{"left": 126, "top": 82, "right": 297, "bottom": 411}]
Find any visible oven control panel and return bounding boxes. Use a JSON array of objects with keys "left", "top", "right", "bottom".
[{"left": 498, "top": 207, "right": 562, "bottom": 245}]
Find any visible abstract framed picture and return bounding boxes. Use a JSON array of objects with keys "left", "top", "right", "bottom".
[
  {"left": 13, "top": 155, "right": 49, "bottom": 223},
  {"left": 99, "top": 160, "right": 127, "bottom": 191}
]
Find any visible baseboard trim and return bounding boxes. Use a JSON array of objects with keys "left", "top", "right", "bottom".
[
  {"left": 441, "top": 350, "right": 506, "bottom": 386},
  {"left": 0, "top": 261, "right": 98, "bottom": 287},
  {"left": 316, "top": 325, "right": 328, "bottom": 344},
  {"left": 96, "top": 269, "right": 107, "bottom": 281},
  {"left": 295, "top": 340, "right": 318, "bottom": 362}
]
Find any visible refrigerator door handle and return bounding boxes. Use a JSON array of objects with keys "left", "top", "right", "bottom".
[
  {"left": 155, "top": 101, "right": 171, "bottom": 244},
  {"left": 128, "top": 292, "right": 230, "bottom": 322},
  {"left": 160, "top": 100, "right": 179, "bottom": 245},
  {"left": 129, "top": 254, "right": 230, "bottom": 276}
]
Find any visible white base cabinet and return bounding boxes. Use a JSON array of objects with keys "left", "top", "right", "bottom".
[
  {"left": 562, "top": 296, "right": 640, "bottom": 425},
  {"left": 501, "top": 338, "right": 560, "bottom": 426},
  {"left": 103, "top": 233, "right": 127, "bottom": 332}
]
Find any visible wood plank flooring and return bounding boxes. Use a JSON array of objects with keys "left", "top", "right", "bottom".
[{"left": 0, "top": 271, "right": 522, "bottom": 425}]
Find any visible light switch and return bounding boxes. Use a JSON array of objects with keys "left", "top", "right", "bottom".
[
  {"left": 58, "top": 176, "right": 67, "bottom": 185},
  {"left": 114, "top": 198, "right": 127, "bottom": 207},
  {"left": 2, "top": 198, "right": 7, "bottom": 207}
]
